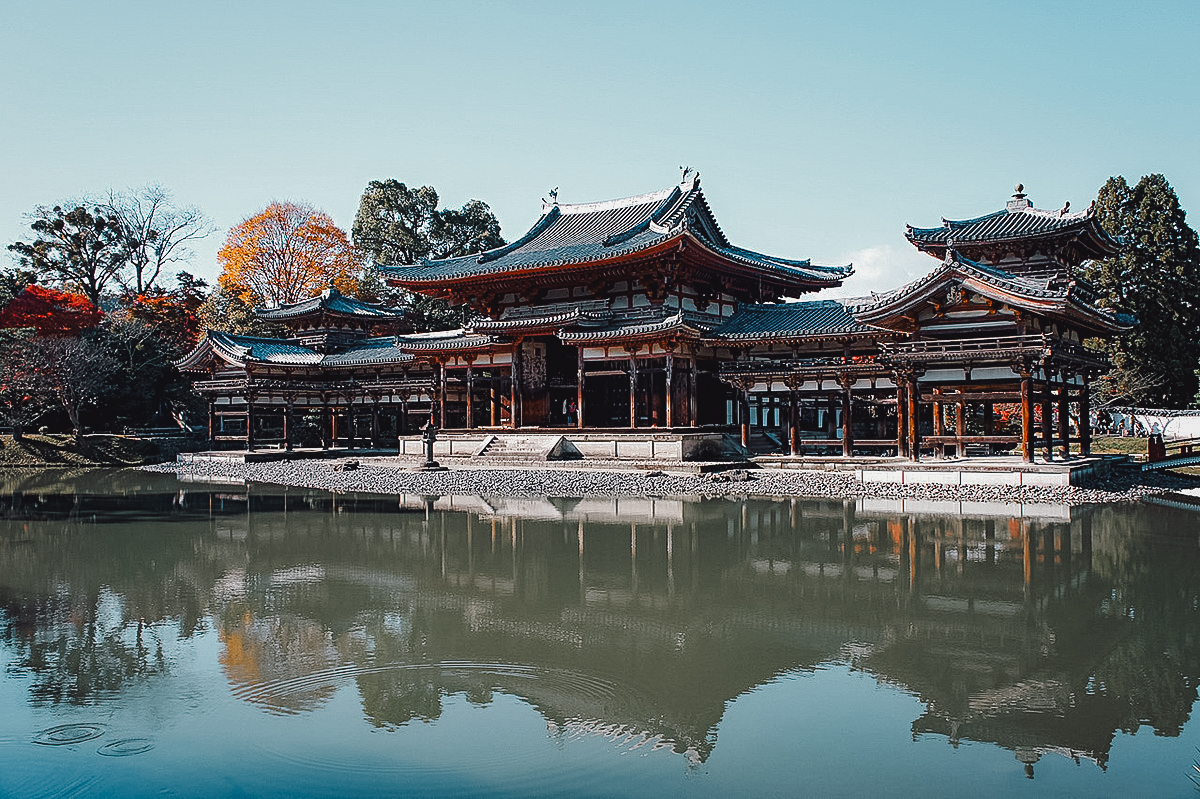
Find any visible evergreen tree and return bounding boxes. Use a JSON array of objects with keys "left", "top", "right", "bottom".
[
  {"left": 352, "top": 180, "right": 504, "bottom": 331},
  {"left": 1085, "top": 174, "right": 1200, "bottom": 407}
]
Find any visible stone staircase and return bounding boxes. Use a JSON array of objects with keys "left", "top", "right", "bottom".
[{"left": 474, "top": 434, "right": 582, "bottom": 461}]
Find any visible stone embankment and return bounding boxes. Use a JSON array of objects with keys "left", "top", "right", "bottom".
[{"left": 143, "top": 457, "right": 1200, "bottom": 506}]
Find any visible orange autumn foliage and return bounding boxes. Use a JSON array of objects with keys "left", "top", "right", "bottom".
[
  {"left": 218, "top": 201, "right": 361, "bottom": 307},
  {"left": 0, "top": 285, "right": 102, "bottom": 337},
  {"left": 125, "top": 293, "right": 204, "bottom": 350}
]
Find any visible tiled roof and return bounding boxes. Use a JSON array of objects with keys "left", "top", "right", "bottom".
[
  {"left": 256, "top": 286, "right": 408, "bottom": 321},
  {"left": 178, "top": 331, "right": 418, "bottom": 370},
  {"left": 709, "top": 300, "right": 884, "bottom": 341},
  {"left": 393, "top": 329, "right": 498, "bottom": 353},
  {"left": 853, "top": 251, "right": 1134, "bottom": 332},
  {"left": 906, "top": 190, "right": 1118, "bottom": 258},
  {"left": 471, "top": 299, "right": 614, "bottom": 331},
  {"left": 380, "top": 175, "right": 850, "bottom": 289},
  {"left": 207, "top": 331, "right": 324, "bottom": 365},
  {"left": 557, "top": 308, "right": 721, "bottom": 344},
  {"left": 321, "top": 337, "right": 417, "bottom": 367}
]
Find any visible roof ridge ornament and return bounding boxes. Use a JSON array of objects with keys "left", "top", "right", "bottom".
[{"left": 1007, "top": 183, "right": 1032, "bottom": 212}]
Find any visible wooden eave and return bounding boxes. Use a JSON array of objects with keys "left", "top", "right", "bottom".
[{"left": 391, "top": 231, "right": 838, "bottom": 308}]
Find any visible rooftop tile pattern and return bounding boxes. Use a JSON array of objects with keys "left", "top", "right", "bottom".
[
  {"left": 255, "top": 286, "right": 408, "bottom": 321},
  {"left": 379, "top": 176, "right": 850, "bottom": 287},
  {"left": 710, "top": 300, "right": 883, "bottom": 341}
]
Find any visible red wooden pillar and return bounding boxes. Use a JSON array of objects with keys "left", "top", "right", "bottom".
[
  {"left": 284, "top": 399, "right": 294, "bottom": 452},
  {"left": 840, "top": 376, "right": 854, "bottom": 457},
  {"left": 688, "top": 357, "right": 698, "bottom": 427},
  {"left": 789, "top": 388, "right": 799, "bottom": 456},
  {"left": 465, "top": 359, "right": 475, "bottom": 430},
  {"left": 207, "top": 400, "right": 216, "bottom": 449},
  {"left": 1057, "top": 380, "right": 1071, "bottom": 459},
  {"left": 576, "top": 346, "right": 585, "bottom": 429},
  {"left": 665, "top": 350, "right": 674, "bottom": 429},
  {"left": 1020, "top": 370, "right": 1034, "bottom": 463},
  {"left": 1041, "top": 369, "right": 1054, "bottom": 461},
  {"left": 628, "top": 351, "right": 639, "bottom": 429},
  {"left": 907, "top": 375, "right": 920, "bottom": 462},
  {"left": 511, "top": 342, "right": 523, "bottom": 429},
  {"left": 1080, "top": 381, "right": 1092, "bottom": 456}
]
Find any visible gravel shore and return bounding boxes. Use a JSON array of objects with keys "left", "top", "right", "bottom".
[{"left": 143, "top": 457, "right": 1200, "bottom": 506}]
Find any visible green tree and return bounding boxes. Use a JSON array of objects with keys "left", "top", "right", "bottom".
[
  {"left": 351, "top": 180, "right": 504, "bottom": 331},
  {"left": 197, "top": 284, "right": 285, "bottom": 338},
  {"left": 1085, "top": 174, "right": 1200, "bottom": 407},
  {"left": 7, "top": 205, "right": 130, "bottom": 306}
]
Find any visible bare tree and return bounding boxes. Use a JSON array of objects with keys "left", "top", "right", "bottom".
[
  {"left": 106, "top": 186, "right": 213, "bottom": 295},
  {"left": 36, "top": 336, "right": 120, "bottom": 441}
]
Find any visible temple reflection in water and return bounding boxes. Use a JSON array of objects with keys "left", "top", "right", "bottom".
[{"left": 1, "top": 470, "right": 1198, "bottom": 778}]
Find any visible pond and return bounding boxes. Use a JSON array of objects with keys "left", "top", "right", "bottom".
[{"left": 2, "top": 469, "right": 1199, "bottom": 797}]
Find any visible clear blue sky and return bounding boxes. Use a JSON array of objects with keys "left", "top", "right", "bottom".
[{"left": 3, "top": 0, "right": 1197, "bottom": 298}]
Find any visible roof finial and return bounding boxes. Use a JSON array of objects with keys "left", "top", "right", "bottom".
[
  {"left": 680, "top": 165, "right": 693, "bottom": 182},
  {"left": 1007, "top": 184, "right": 1031, "bottom": 212},
  {"left": 542, "top": 187, "right": 558, "bottom": 205}
]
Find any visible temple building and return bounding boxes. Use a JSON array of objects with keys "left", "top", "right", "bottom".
[{"left": 179, "top": 176, "right": 1131, "bottom": 462}]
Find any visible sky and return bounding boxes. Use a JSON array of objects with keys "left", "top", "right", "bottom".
[{"left": 3, "top": 0, "right": 1198, "bottom": 299}]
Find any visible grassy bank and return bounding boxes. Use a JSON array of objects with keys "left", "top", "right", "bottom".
[{"left": 0, "top": 434, "right": 167, "bottom": 467}]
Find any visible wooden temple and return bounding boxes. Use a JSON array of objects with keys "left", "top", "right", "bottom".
[{"left": 179, "top": 177, "right": 1131, "bottom": 462}]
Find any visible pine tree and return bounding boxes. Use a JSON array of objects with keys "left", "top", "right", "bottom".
[{"left": 1085, "top": 174, "right": 1200, "bottom": 407}]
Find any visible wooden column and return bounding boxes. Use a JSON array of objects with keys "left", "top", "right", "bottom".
[
  {"left": 955, "top": 399, "right": 965, "bottom": 458},
  {"left": 490, "top": 376, "right": 498, "bottom": 427},
  {"left": 741, "top": 385, "right": 751, "bottom": 448},
  {"left": 371, "top": 396, "right": 381, "bottom": 446},
  {"left": 1057, "top": 379, "right": 1071, "bottom": 459},
  {"left": 399, "top": 393, "right": 409, "bottom": 436},
  {"left": 346, "top": 394, "right": 356, "bottom": 450},
  {"left": 665, "top": 350, "right": 674, "bottom": 429},
  {"left": 323, "top": 397, "right": 332, "bottom": 449},
  {"left": 511, "top": 343, "right": 523, "bottom": 429},
  {"left": 628, "top": 351, "right": 639, "bottom": 429},
  {"left": 983, "top": 401, "right": 995, "bottom": 456},
  {"left": 1080, "top": 381, "right": 1092, "bottom": 456},
  {"left": 907, "top": 374, "right": 920, "bottom": 462},
  {"left": 840, "top": 376, "right": 854, "bottom": 457},
  {"left": 207, "top": 400, "right": 216, "bottom": 449},
  {"left": 1020, "top": 369, "right": 1034, "bottom": 463},
  {"left": 932, "top": 389, "right": 945, "bottom": 459},
  {"left": 245, "top": 396, "right": 256, "bottom": 452},
  {"left": 438, "top": 361, "right": 448, "bottom": 429},
  {"left": 895, "top": 377, "right": 908, "bottom": 458},
  {"left": 688, "top": 357, "right": 698, "bottom": 427},
  {"left": 465, "top": 360, "right": 475, "bottom": 430},
  {"left": 789, "top": 388, "right": 799, "bottom": 456},
  {"left": 1041, "top": 369, "right": 1054, "bottom": 461},
  {"left": 284, "top": 400, "right": 294, "bottom": 452},
  {"left": 576, "top": 346, "right": 586, "bottom": 429}
]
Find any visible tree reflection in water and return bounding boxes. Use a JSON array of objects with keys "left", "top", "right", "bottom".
[{"left": 1, "top": 469, "right": 1199, "bottom": 777}]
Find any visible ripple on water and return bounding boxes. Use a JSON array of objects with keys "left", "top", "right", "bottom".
[
  {"left": 33, "top": 724, "right": 106, "bottom": 746},
  {"left": 97, "top": 738, "right": 155, "bottom": 757},
  {"left": 238, "top": 660, "right": 666, "bottom": 779}
]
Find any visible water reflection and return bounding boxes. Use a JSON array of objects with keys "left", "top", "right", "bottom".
[{"left": 1, "top": 468, "right": 1198, "bottom": 780}]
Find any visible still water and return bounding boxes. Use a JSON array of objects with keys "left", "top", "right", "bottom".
[{"left": 2, "top": 469, "right": 1199, "bottom": 797}]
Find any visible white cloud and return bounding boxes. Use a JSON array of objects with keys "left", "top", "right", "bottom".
[{"left": 819, "top": 243, "right": 935, "bottom": 300}]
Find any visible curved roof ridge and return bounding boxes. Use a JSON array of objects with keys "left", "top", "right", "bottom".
[
  {"left": 1016, "top": 204, "right": 1094, "bottom": 222},
  {"left": 908, "top": 210, "right": 1008, "bottom": 235},
  {"left": 549, "top": 179, "right": 690, "bottom": 216}
]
